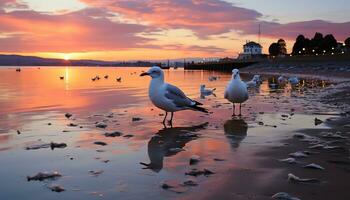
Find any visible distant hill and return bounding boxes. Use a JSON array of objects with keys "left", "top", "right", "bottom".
[{"left": 0, "top": 54, "right": 160, "bottom": 67}]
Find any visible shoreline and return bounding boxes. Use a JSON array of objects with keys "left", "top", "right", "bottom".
[{"left": 199, "top": 69, "right": 350, "bottom": 199}]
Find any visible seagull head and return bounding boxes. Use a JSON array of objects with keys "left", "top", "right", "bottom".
[
  {"left": 140, "top": 66, "right": 163, "bottom": 79},
  {"left": 232, "top": 69, "right": 240, "bottom": 79}
]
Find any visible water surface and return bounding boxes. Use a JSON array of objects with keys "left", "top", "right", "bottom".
[{"left": 0, "top": 67, "right": 338, "bottom": 200}]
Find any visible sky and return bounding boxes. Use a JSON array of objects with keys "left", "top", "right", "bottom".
[{"left": 0, "top": 0, "right": 349, "bottom": 61}]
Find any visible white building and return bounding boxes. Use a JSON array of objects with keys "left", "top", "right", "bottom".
[{"left": 238, "top": 41, "right": 263, "bottom": 60}]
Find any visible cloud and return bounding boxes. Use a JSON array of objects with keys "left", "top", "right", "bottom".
[
  {"left": 81, "top": 0, "right": 350, "bottom": 40},
  {"left": 0, "top": 8, "right": 150, "bottom": 52}
]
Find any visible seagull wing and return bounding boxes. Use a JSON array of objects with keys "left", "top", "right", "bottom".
[{"left": 164, "top": 84, "right": 194, "bottom": 108}]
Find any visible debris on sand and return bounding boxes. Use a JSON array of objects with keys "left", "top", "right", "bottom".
[
  {"left": 17, "top": 130, "right": 21, "bottom": 135},
  {"left": 320, "top": 132, "right": 347, "bottom": 139},
  {"left": 65, "top": 113, "right": 72, "bottom": 119},
  {"left": 94, "top": 141, "right": 107, "bottom": 146},
  {"left": 104, "top": 131, "right": 123, "bottom": 137},
  {"left": 279, "top": 158, "right": 297, "bottom": 164},
  {"left": 160, "top": 180, "right": 188, "bottom": 193},
  {"left": 314, "top": 118, "right": 323, "bottom": 126},
  {"left": 189, "top": 155, "right": 200, "bottom": 165},
  {"left": 182, "top": 180, "right": 198, "bottom": 187},
  {"left": 289, "top": 151, "right": 308, "bottom": 158},
  {"left": 185, "top": 168, "right": 214, "bottom": 177},
  {"left": 123, "top": 134, "right": 134, "bottom": 138},
  {"left": 213, "top": 158, "right": 226, "bottom": 162},
  {"left": 48, "top": 185, "right": 65, "bottom": 192},
  {"left": 96, "top": 122, "right": 107, "bottom": 128},
  {"left": 89, "top": 170, "right": 104, "bottom": 176},
  {"left": 104, "top": 75, "right": 108, "bottom": 79},
  {"left": 272, "top": 192, "right": 301, "bottom": 200},
  {"left": 303, "top": 163, "right": 325, "bottom": 170},
  {"left": 287, "top": 173, "right": 320, "bottom": 183},
  {"left": 67, "top": 123, "right": 78, "bottom": 127},
  {"left": 132, "top": 117, "right": 142, "bottom": 122},
  {"left": 25, "top": 142, "right": 67, "bottom": 150},
  {"left": 50, "top": 142, "right": 67, "bottom": 150},
  {"left": 27, "top": 171, "right": 62, "bottom": 181}
]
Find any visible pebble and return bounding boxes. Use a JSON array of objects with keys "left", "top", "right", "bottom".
[
  {"left": 104, "top": 131, "right": 123, "bottom": 137},
  {"left": 48, "top": 185, "right": 65, "bottom": 192},
  {"left": 314, "top": 118, "right": 323, "bottom": 126},
  {"left": 65, "top": 113, "right": 72, "bottom": 119},
  {"left": 132, "top": 117, "right": 142, "bottom": 122},
  {"left": 189, "top": 155, "right": 200, "bottom": 165},
  {"left": 96, "top": 122, "right": 107, "bottom": 128},
  {"left": 27, "top": 171, "right": 62, "bottom": 181},
  {"left": 94, "top": 141, "right": 107, "bottom": 146},
  {"left": 185, "top": 168, "right": 214, "bottom": 177}
]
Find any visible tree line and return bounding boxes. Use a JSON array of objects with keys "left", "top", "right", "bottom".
[{"left": 269, "top": 33, "right": 350, "bottom": 56}]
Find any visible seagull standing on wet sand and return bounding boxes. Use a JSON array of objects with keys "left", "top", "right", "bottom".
[
  {"left": 225, "top": 69, "right": 249, "bottom": 116},
  {"left": 140, "top": 66, "right": 208, "bottom": 125}
]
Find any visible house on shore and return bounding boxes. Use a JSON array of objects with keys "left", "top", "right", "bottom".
[{"left": 237, "top": 41, "right": 264, "bottom": 60}]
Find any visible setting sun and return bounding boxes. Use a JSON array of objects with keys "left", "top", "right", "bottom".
[{"left": 63, "top": 54, "right": 70, "bottom": 61}]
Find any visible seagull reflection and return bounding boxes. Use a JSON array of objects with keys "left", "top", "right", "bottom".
[
  {"left": 140, "top": 122, "right": 208, "bottom": 172},
  {"left": 224, "top": 118, "right": 248, "bottom": 149}
]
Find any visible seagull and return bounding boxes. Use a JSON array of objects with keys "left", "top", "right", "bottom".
[
  {"left": 116, "top": 77, "right": 122, "bottom": 82},
  {"left": 278, "top": 75, "right": 287, "bottom": 84},
  {"left": 288, "top": 76, "right": 299, "bottom": 85},
  {"left": 140, "top": 66, "right": 208, "bottom": 125},
  {"left": 200, "top": 84, "right": 216, "bottom": 96},
  {"left": 224, "top": 69, "right": 248, "bottom": 116},
  {"left": 246, "top": 75, "right": 262, "bottom": 88},
  {"left": 59, "top": 76, "right": 64, "bottom": 80}
]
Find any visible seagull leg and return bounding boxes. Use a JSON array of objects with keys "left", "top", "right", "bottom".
[
  {"left": 239, "top": 103, "right": 242, "bottom": 116},
  {"left": 162, "top": 112, "right": 168, "bottom": 124},
  {"left": 232, "top": 103, "right": 236, "bottom": 116},
  {"left": 169, "top": 112, "right": 174, "bottom": 127}
]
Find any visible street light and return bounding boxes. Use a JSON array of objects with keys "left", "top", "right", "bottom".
[{"left": 302, "top": 48, "right": 306, "bottom": 51}]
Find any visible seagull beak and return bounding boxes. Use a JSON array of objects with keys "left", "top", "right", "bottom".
[{"left": 140, "top": 72, "right": 149, "bottom": 77}]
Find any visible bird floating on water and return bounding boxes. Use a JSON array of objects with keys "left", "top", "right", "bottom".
[
  {"left": 277, "top": 75, "right": 287, "bottom": 84},
  {"left": 224, "top": 69, "right": 249, "bottom": 116},
  {"left": 116, "top": 77, "right": 122, "bottom": 82},
  {"left": 288, "top": 76, "right": 299, "bottom": 85},
  {"left": 140, "top": 66, "right": 207, "bottom": 126},
  {"left": 246, "top": 75, "right": 262, "bottom": 88},
  {"left": 200, "top": 84, "right": 216, "bottom": 96},
  {"left": 59, "top": 76, "right": 64, "bottom": 80}
]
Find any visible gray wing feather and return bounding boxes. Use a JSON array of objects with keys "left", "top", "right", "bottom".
[{"left": 164, "top": 84, "right": 193, "bottom": 107}]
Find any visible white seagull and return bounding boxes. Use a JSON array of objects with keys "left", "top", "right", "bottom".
[
  {"left": 288, "top": 76, "right": 299, "bottom": 85},
  {"left": 225, "top": 69, "right": 249, "bottom": 116},
  {"left": 140, "top": 66, "right": 208, "bottom": 125},
  {"left": 200, "top": 84, "right": 216, "bottom": 96},
  {"left": 246, "top": 75, "right": 262, "bottom": 88}
]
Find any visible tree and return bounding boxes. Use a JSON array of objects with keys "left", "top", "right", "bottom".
[
  {"left": 345, "top": 37, "right": 350, "bottom": 48},
  {"left": 269, "top": 43, "right": 280, "bottom": 56},
  {"left": 277, "top": 39, "right": 287, "bottom": 55},
  {"left": 292, "top": 35, "right": 307, "bottom": 55},
  {"left": 322, "top": 34, "right": 337, "bottom": 52},
  {"left": 310, "top": 32, "right": 323, "bottom": 54}
]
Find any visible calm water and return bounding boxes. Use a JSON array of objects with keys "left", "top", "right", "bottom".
[{"left": 0, "top": 67, "right": 338, "bottom": 199}]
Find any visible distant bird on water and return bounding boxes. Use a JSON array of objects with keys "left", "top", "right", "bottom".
[
  {"left": 200, "top": 84, "right": 216, "bottom": 96},
  {"left": 140, "top": 66, "right": 208, "bottom": 125},
  {"left": 246, "top": 75, "right": 262, "bottom": 88},
  {"left": 59, "top": 76, "right": 64, "bottom": 80},
  {"left": 288, "top": 76, "right": 299, "bottom": 85},
  {"left": 224, "top": 69, "right": 249, "bottom": 116}
]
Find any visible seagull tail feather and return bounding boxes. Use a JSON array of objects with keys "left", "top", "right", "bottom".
[{"left": 189, "top": 104, "right": 208, "bottom": 113}]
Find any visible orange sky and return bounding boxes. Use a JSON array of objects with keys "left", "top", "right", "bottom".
[{"left": 0, "top": 0, "right": 349, "bottom": 61}]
